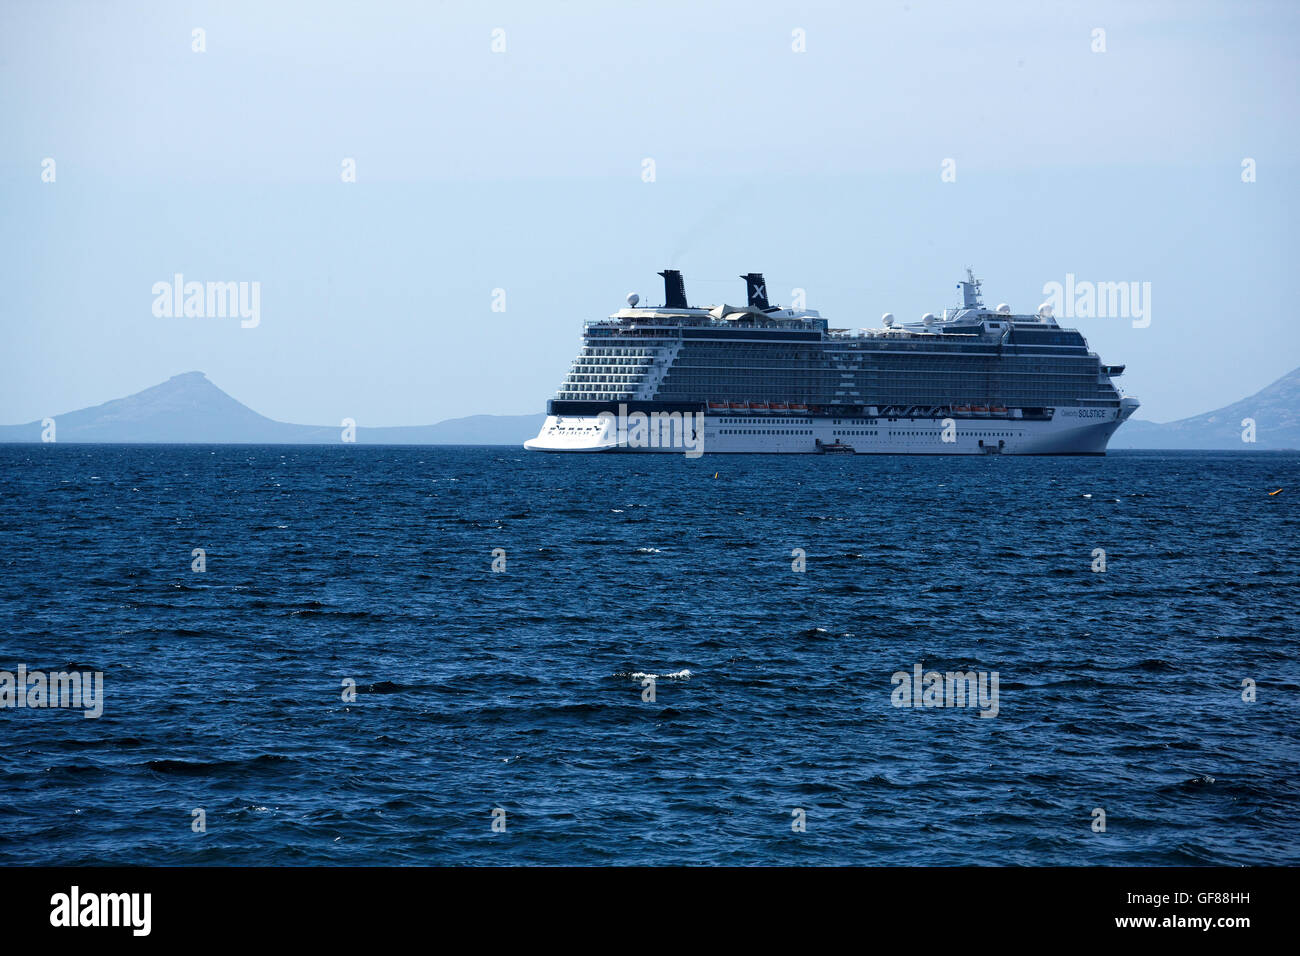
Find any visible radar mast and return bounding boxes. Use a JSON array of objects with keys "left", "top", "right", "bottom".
[{"left": 958, "top": 268, "right": 984, "bottom": 310}]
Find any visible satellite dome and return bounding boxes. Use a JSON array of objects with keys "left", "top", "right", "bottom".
[
  {"left": 996, "top": 303, "right": 1011, "bottom": 314},
  {"left": 921, "top": 312, "right": 936, "bottom": 323},
  {"left": 626, "top": 293, "right": 639, "bottom": 308},
  {"left": 1037, "top": 303, "right": 1053, "bottom": 317},
  {"left": 882, "top": 313, "right": 895, "bottom": 327}
]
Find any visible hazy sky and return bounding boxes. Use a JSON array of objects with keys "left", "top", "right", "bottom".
[{"left": 3, "top": 0, "right": 1297, "bottom": 425}]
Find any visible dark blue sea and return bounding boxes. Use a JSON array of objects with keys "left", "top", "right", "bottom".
[{"left": 1, "top": 445, "right": 1296, "bottom": 866}]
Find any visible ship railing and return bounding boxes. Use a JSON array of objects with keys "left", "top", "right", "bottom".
[{"left": 585, "top": 317, "right": 818, "bottom": 332}]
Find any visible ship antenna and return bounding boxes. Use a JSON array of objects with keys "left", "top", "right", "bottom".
[{"left": 960, "top": 267, "right": 983, "bottom": 309}]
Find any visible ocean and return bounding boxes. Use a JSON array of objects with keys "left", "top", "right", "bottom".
[{"left": 0, "top": 445, "right": 1296, "bottom": 865}]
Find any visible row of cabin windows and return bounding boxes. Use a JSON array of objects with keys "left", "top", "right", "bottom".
[
  {"left": 887, "top": 430, "right": 1018, "bottom": 437},
  {"left": 720, "top": 429, "right": 811, "bottom": 435}
]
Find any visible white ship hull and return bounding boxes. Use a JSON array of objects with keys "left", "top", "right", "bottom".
[{"left": 525, "top": 399, "right": 1138, "bottom": 455}]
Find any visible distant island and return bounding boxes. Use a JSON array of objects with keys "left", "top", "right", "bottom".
[
  {"left": 1, "top": 367, "right": 1297, "bottom": 448},
  {"left": 1107, "top": 365, "right": 1298, "bottom": 450},
  {"left": 0, "top": 372, "right": 544, "bottom": 445}
]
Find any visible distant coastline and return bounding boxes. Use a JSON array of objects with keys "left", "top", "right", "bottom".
[
  {"left": 0, "top": 372, "right": 543, "bottom": 446},
  {"left": 2, "top": 367, "right": 1297, "bottom": 449}
]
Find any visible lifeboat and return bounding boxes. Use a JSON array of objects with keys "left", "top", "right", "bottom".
[
  {"left": 749, "top": 402, "right": 770, "bottom": 412},
  {"left": 971, "top": 405, "right": 989, "bottom": 415},
  {"left": 769, "top": 402, "right": 789, "bottom": 411},
  {"left": 953, "top": 405, "right": 972, "bottom": 414},
  {"left": 990, "top": 405, "right": 1008, "bottom": 415},
  {"left": 729, "top": 402, "right": 748, "bottom": 412},
  {"left": 707, "top": 401, "right": 729, "bottom": 412}
]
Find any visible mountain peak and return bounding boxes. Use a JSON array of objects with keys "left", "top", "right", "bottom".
[
  {"left": 0, "top": 372, "right": 544, "bottom": 444},
  {"left": 1111, "top": 365, "right": 1300, "bottom": 448}
]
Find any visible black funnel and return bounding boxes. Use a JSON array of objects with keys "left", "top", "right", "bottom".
[
  {"left": 658, "top": 269, "right": 688, "bottom": 309},
  {"left": 742, "top": 273, "right": 769, "bottom": 309}
]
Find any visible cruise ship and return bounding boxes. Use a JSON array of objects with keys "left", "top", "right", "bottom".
[{"left": 524, "top": 269, "right": 1138, "bottom": 455}]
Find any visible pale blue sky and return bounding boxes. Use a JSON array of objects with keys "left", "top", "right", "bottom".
[{"left": 2, "top": 0, "right": 1297, "bottom": 425}]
